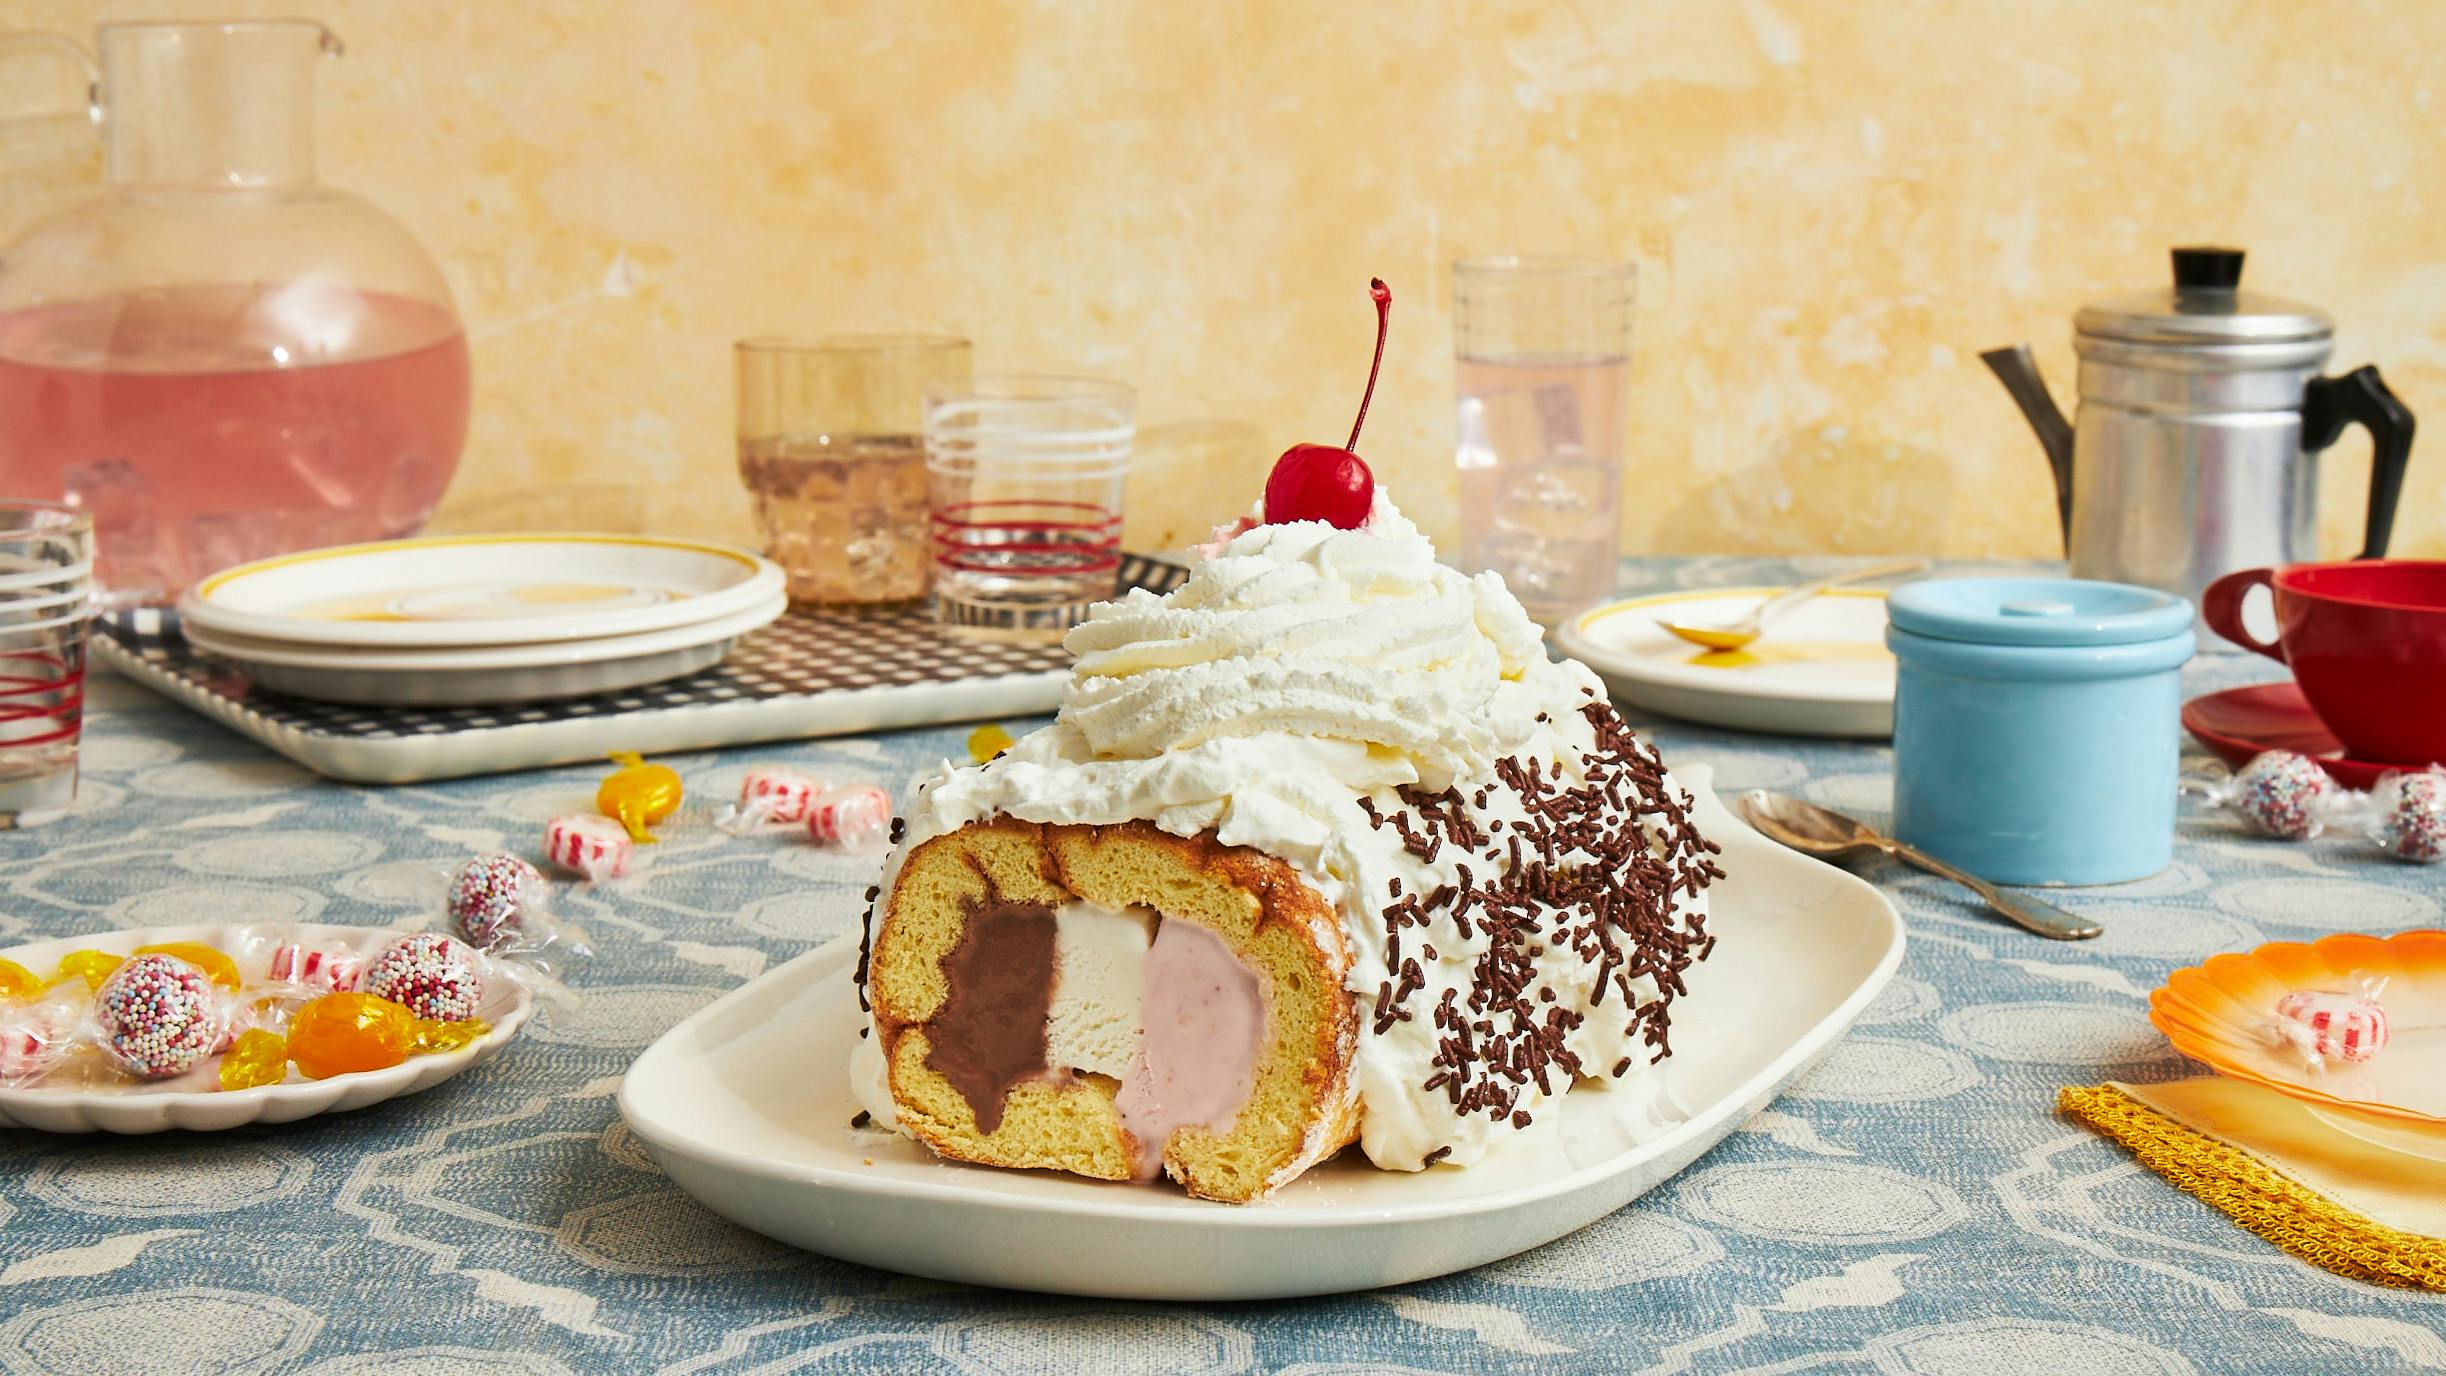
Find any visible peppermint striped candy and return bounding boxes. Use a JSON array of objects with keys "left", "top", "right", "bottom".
[
  {"left": 546, "top": 813, "right": 634, "bottom": 881},
  {"left": 0, "top": 1016, "right": 65, "bottom": 1086},
  {"left": 2274, "top": 990, "right": 2388, "bottom": 1064},
  {"left": 739, "top": 765, "right": 825, "bottom": 825},
  {"left": 268, "top": 944, "right": 363, "bottom": 993},
  {"left": 806, "top": 785, "right": 891, "bottom": 847}
]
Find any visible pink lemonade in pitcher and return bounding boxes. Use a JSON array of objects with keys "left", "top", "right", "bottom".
[{"left": 0, "top": 282, "right": 470, "bottom": 602}]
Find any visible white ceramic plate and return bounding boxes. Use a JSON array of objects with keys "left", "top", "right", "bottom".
[
  {"left": 0, "top": 923, "right": 534, "bottom": 1134},
  {"left": 179, "top": 534, "right": 785, "bottom": 649},
  {"left": 185, "top": 594, "right": 787, "bottom": 707},
  {"left": 618, "top": 767, "right": 1906, "bottom": 1299},
  {"left": 1557, "top": 588, "right": 1897, "bottom": 738}
]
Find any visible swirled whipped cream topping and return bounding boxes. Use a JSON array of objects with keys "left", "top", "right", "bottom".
[{"left": 867, "top": 488, "right": 1720, "bottom": 1174}]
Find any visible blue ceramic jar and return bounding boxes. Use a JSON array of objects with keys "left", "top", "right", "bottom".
[{"left": 1887, "top": 578, "right": 2196, "bottom": 886}]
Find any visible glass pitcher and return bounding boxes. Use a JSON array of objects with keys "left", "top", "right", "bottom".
[{"left": 0, "top": 20, "right": 469, "bottom": 605}]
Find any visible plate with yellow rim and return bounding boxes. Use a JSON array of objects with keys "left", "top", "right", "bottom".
[
  {"left": 1555, "top": 587, "right": 1896, "bottom": 738},
  {"left": 177, "top": 533, "right": 786, "bottom": 650}
]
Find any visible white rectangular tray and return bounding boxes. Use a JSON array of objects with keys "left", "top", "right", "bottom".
[
  {"left": 617, "top": 767, "right": 1906, "bottom": 1299},
  {"left": 92, "top": 556, "right": 1185, "bottom": 784}
]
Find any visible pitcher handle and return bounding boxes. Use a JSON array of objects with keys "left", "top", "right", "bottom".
[
  {"left": 2302, "top": 364, "right": 2416, "bottom": 559},
  {"left": 2201, "top": 568, "right": 2285, "bottom": 662},
  {"left": 0, "top": 32, "right": 101, "bottom": 127}
]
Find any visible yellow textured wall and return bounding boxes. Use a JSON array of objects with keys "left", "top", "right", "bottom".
[{"left": 5, "top": 0, "right": 2444, "bottom": 561}]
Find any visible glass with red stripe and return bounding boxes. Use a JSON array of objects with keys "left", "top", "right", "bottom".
[
  {"left": 0, "top": 502, "right": 93, "bottom": 829},
  {"left": 923, "top": 376, "right": 1133, "bottom": 643}
]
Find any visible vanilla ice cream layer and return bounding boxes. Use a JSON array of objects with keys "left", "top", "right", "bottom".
[{"left": 1044, "top": 900, "right": 1156, "bottom": 1080}]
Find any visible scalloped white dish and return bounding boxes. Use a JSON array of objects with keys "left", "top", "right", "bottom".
[
  {"left": 618, "top": 768, "right": 1906, "bottom": 1300},
  {"left": 0, "top": 923, "right": 534, "bottom": 1134}
]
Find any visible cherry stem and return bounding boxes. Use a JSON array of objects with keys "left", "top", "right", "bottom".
[{"left": 1344, "top": 277, "right": 1393, "bottom": 453}]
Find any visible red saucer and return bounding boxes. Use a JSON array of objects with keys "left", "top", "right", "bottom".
[{"left": 2182, "top": 682, "right": 2425, "bottom": 790}]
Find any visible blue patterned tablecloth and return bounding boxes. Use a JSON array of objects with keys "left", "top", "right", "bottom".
[{"left": 2, "top": 559, "right": 2441, "bottom": 1376}]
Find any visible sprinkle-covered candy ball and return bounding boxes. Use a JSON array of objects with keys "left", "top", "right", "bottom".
[
  {"left": 2274, "top": 989, "right": 2388, "bottom": 1064},
  {"left": 2233, "top": 751, "right": 2336, "bottom": 840},
  {"left": 364, "top": 932, "right": 487, "bottom": 1024},
  {"left": 448, "top": 853, "right": 549, "bottom": 950},
  {"left": 2375, "top": 770, "right": 2446, "bottom": 864},
  {"left": 94, "top": 953, "right": 225, "bottom": 1080}
]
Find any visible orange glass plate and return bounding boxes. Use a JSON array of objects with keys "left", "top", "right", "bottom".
[{"left": 2151, "top": 930, "right": 2446, "bottom": 1126}]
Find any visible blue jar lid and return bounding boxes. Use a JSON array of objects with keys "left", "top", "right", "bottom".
[{"left": 1887, "top": 577, "right": 2194, "bottom": 647}]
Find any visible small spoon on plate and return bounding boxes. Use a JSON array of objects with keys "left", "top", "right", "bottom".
[
  {"left": 1738, "top": 789, "right": 2102, "bottom": 941},
  {"left": 1656, "top": 559, "right": 1927, "bottom": 651}
]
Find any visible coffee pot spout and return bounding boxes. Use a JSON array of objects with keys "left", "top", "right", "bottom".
[{"left": 1980, "top": 344, "right": 2076, "bottom": 549}]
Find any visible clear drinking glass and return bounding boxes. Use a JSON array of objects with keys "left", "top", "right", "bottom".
[
  {"left": 924, "top": 376, "right": 1134, "bottom": 642},
  {"left": 737, "top": 335, "right": 972, "bottom": 605},
  {"left": 0, "top": 502, "right": 94, "bottom": 829},
  {"left": 1453, "top": 255, "right": 1637, "bottom": 624}
]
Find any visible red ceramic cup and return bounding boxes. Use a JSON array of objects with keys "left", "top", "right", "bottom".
[{"left": 2201, "top": 560, "right": 2446, "bottom": 766}]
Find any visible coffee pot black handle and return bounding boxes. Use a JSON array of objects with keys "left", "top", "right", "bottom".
[{"left": 2301, "top": 364, "right": 2415, "bottom": 559}]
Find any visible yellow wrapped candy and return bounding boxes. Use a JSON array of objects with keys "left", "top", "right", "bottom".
[
  {"left": 967, "top": 723, "right": 1016, "bottom": 764},
  {"left": 597, "top": 751, "right": 682, "bottom": 842},
  {"left": 218, "top": 1029, "right": 290, "bottom": 1091},
  {"left": 52, "top": 949, "right": 123, "bottom": 991},
  {"left": 287, "top": 992, "right": 415, "bottom": 1080},
  {"left": 410, "top": 1017, "right": 491, "bottom": 1055},
  {"left": 135, "top": 941, "right": 242, "bottom": 991},
  {"left": 0, "top": 958, "right": 40, "bottom": 1001}
]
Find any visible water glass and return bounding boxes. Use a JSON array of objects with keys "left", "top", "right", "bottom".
[
  {"left": 924, "top": 376, "right": 1134, "bottom": 642},
  {"left": 737, "top": 335, "right": 972, "bottom": 605},
  {"left": 0, "top": 502, "right": 94, "bottom": 829},
  {"left": 1453, "top": 255, "right": 1637, "bottom": 624}
]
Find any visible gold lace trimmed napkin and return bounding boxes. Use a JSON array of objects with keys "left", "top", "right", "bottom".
[{"left": 2061, "top": 1078, "right": 2446, "bottom": 1289}]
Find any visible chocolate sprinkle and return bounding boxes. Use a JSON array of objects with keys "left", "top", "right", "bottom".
[
  {"left": 1372, "top": 701, "right": 1723, "bottom": 1127},
  {"left": 850, "top": 1110, "right": 871, "bottom": 1129},
  {"left": 1423, "top": 1145, "right": 1452, "bottom": 1166}
]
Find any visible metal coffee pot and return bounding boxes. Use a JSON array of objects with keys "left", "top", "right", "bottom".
[{"left": 1983, "top": 247, "right": 2413, "bottom": 648}]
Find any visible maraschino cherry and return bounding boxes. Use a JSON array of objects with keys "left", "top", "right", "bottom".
[{"left": 1263, "top": 278, "right": 1391, "bottom": 528}]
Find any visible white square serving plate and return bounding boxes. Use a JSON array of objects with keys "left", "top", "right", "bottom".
[{"left": 616, "top": 767, "right": 1904, "bottom": 1300}]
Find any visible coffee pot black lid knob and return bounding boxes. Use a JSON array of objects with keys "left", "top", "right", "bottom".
[{"left": 2172, "top": 246, "right": 2246, "bottom": 289}]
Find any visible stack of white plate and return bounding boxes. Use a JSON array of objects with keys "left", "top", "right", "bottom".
[{"left": 174, "top": 534, "right": 787, "bottom": 707}]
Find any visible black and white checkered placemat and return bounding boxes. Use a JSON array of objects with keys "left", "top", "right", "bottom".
[{"left": 90, "top": 555, "right": 1186, "bottom": 781}]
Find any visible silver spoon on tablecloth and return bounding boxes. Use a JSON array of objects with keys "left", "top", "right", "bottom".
[{"left": 1738, "top": 789, "right": 2102, "bottom": 941}]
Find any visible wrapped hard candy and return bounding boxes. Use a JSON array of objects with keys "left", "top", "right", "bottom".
[
  {"left": 266, "top": 943, "right": 363, "bottom": 993},
  {"left": 363, "top": 933, "right": 487, "bottom": 1024},
  {"left": 597, "top": 751, "right": 682, "bottom": 842},
  {"left": 0, "top": 1002, "right": 74, "bottom": 1087},
  {"left": 2273, "top": 989, "right": 2388, "bottom": 1065},
  {"left": 2370, "top": 768, "right": 2446, "bottom": 865},
  {"left": 286, "top": 992, "right": 416, "bottom": 1080},
  {"left": 546, "top": 813, "right": 635, "bottom": 881},
  {"left": 806, "top": 785, "right": 891, "bottom": 847},
  {"left": 93, "top": 953, "right": 226, "bottom": 1081},
  {"left": 218, "top": 1028, "right": 291, "bottom": 1091},
  {"left": 718, "top": 764, "right": 826, "bottom": 834},
  {"left": 0, "top": 957, "right": 43, "bottom": 1002}
]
